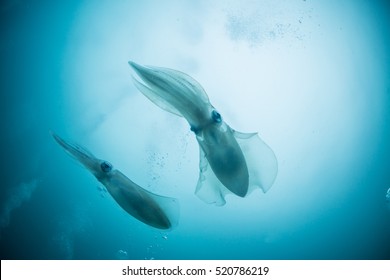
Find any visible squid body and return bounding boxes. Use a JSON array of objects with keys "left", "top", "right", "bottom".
[
  {"left": 129, "top": 61, "right": 278, "bottom": 206},
  {"left": 51, "top": 132, "right": 179, "bottom": 229}
]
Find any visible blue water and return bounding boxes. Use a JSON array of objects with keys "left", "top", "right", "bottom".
[{"left": 1, "top": 0, "right": 390, "bottom": 260}]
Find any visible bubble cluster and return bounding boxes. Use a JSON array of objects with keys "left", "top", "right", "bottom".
[{"left": 116, "top": 249, "right": 128, "bottom": 260}]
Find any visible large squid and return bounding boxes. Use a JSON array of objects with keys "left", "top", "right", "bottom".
[
  {"left": 51, "top": 132, "right": 179, "bottom": 229},
  {"left": 129, "top": 62, "right": 278, "bottom": 206}
]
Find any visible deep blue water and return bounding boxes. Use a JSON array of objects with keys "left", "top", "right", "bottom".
[{"left": 1, "top": 0, "right": 390, "bottom": 260}]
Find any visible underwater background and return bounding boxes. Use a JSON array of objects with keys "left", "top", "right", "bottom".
[{"left": 1, "top": 0, "right": 390, "bottom": 260}]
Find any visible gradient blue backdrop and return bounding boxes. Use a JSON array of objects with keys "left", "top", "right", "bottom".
[{"left": 1, "top": 0, "right": 389, "bottom": 259}]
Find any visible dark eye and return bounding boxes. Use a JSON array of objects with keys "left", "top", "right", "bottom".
[
  {"left": 190, "top": 125, "right": 199, "bottom": 134},
  {"left": 211, "top": 110, "right": 222, "bottom": 123},
  {"left": 100, "top": 161, "right": 112, "bottom": 173}
]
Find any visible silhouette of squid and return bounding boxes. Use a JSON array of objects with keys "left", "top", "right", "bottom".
[
  {"left": 129, "top": 61, "right": 278, "bottom": 206},
  {"left": 51, "top": 131, "right": 179, "bottom": 229}
]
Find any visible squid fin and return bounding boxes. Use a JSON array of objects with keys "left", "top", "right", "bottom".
[
  {"left": 195, "top": 130, "right": 278, "bottom": 206},
  {"left": 233, "top": 130, "right": 278, "bottom": 194},
  {"left": 195, "top": 147, "right": 229, "bottom": 206}
]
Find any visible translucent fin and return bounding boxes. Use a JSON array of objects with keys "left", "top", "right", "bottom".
[
  {"left": 147, "top": 192, "right": 180, "bottom": 230},
  {"left": 194, "top": 129, "right": 278, "bottom": 206},
  {"left": 194, "top": 147, "right": 229, "bottom": 206},
  {"left": 104, "top": 170, "right": 180, "bottom": 230},
  {"left": 132, "top": 76, "right": 183, "bottom": 117},
  {"left": 233, "top": 130, "right": 278, "bottom": 194}
]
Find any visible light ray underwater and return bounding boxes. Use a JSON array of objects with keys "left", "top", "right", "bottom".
[
  {"left": 129, "top": 61, "right": 278, "bottom": 206},
  {"left": 50, "top": 131, "right": 179, "bottom": 230}
]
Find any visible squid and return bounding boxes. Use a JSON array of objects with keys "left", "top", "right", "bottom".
[
  {"left": 51, "top": 131, "right": 179, "bottom": 230},
  {"left": 129, "top": 61, "right": 278, "bottom": 206}
]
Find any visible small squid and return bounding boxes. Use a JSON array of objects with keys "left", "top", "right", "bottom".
[
  {"left": 129, "top": 62, "right": 278, "bottom": 206},
  {"left": 51, "top": 131, "right": 179, "bottom": 229}
]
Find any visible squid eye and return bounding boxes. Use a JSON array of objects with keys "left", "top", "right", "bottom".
[
  {"left": 211, "top": 110, "right": 222, "bottom": 123},
  {"left": 190, "top": 125, "right": 200, "bottom": 134},
  {"left": 100, "top": 161, "right": 112, "bottom": 173}
]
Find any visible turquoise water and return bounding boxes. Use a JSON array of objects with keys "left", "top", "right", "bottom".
[{"left": 1, "top": 0, "right": 389, "bottom": 260}]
